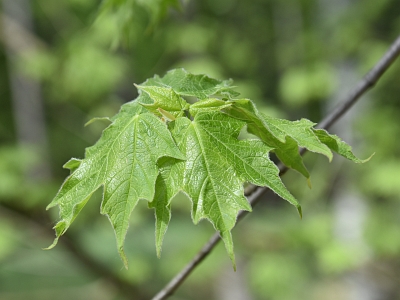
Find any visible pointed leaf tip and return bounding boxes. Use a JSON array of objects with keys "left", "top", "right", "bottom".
[
  {"left": 45, "top": 202, "right": 55, "bottom": 210},
  {"left": 62, "top": 158, "right": 82, "bottom": 173},
  {"left": 220, "top": 230, "right": 236, "bottom": 271},
  {"left": 362, "top": 152, "right": 375, "bottom": 163},
  {"left": 297, "top": 205, "right": 303, "bottom": 219},
  {"left": 43, "top": 237, "right": 59, "bottom": 250},
  {"left": 84, "top": 117, "right": 112, "bottom": 127},
  {"left": 119, "top": 247, "right": 129, "bottom": 270},
  {"left": 307, "top": 177, "right": 312, "bottom": 189}
]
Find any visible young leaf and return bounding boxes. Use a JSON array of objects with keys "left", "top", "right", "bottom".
[
  {"left": 140, "top": 68, "right": 240, "bottom": 99},
  {"left": 135, "top": 85, "right": 190, "bottom": 118},
  {"left": 168, "top": 112, "right": 300, "bottom": 267},
  {"left": 46, "top": 102, "right": 184, "bottom": 267},
  {"left": 189, "top": 98, "right": 232, "bottom": 116}
]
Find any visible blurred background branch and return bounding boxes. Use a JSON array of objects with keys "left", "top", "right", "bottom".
[{"left": 0, "top": 201, "right": 150, "bottom": 299}]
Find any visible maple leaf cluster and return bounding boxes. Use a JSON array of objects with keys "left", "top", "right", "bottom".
[{"left": 47, "top": 69, "right": 367, "bottom": 268}]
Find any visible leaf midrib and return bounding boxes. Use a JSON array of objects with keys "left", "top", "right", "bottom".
[{"left": 192, "top": 122, "right": 228, "bottom": 229}]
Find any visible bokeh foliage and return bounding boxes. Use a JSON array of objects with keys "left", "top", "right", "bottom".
[{"left": 1, "top": 0, "right": 400, "bottom": 299}]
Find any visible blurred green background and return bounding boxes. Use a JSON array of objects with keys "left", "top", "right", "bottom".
[{"left": 1, "top": 0, "right": 400, "bottom": 299}]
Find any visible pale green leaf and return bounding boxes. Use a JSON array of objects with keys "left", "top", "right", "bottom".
[
  {"left": 135, "top": 85, "right": 189, "bottom": 118},
  {"left": 140, "top": 68, "right": 240, "bottom": 99},
  {"left": 189, "top": 98, "right": 232, "bottom": 116},
  {"left": 46, "top": 102, "right": 184, "bottom": 267}
]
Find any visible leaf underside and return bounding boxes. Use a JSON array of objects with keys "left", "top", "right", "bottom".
[{"left": 47, "top": 68, "right": 368, "bottom": 268}]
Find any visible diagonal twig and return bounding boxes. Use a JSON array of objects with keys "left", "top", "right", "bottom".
[
  {"left": 152, "top": 34, "right": 400, "bottom": 300},
  {"left": 317, "top": 35, "right": 400, "bottom": 130}
]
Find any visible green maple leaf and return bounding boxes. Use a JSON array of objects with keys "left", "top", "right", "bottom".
[
  {"left": 46, "top": 102, "right": 184, "bottom": 267},
  {"left": 47, "top": 68, "right": 368, "bottom": 267},
  {"left": 164, "top": 112, "right": 300, "bottom": 267}
]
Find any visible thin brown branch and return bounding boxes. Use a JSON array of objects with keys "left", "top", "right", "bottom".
[
  {"left": 152, "top": 34, "right": 400, "bottom": 300},
  {"left": 317, "top": 35, "right": 400, "bottom": 130}
]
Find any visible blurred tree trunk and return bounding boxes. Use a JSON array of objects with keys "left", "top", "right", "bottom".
[{"left": 1, "top": 0, "right": 51, "bottom": 180}]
